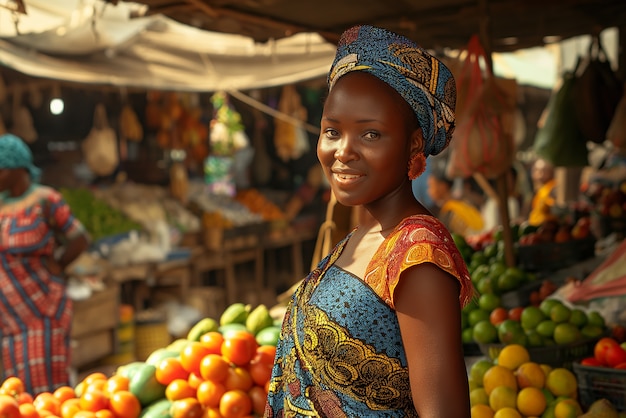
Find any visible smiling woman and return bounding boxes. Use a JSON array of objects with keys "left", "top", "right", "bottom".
[{"left": 265, "top": 25, "right": 474, "bottom": 418}]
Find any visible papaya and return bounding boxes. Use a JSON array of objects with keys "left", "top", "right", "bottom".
[
  {"left": 129, "top": 363, "right": 167, "bottom": 406},
  {"left": 139, "top": 398, "right": 172, "bottom": 418},
  {"left": 219, "top": 303, "right": 250, "bottom": 326},
  {"left": 255, "top": 326, "right": 281, "bottom": 346},
  {"left": 116, "top": 361, "right": 146, "bottom": 380},
  {"left": 145, "top": 348, "right": 179, "bottom": 366},
  {"left": 187, "top": 317, "right": 218, "bottom": 341},
  {"left": 245, "top": 304, "right": 273, "bottom": 336}
]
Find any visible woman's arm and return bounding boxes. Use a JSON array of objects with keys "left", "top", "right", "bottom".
[{"left": 394, "top": 262, "right": 470, "bottom": 418}]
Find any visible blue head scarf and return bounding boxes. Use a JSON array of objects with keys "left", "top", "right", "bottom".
[
  {"left": 0, "top": 133, "right": 41, "bottom": 182},
  {"left": 328, "top": 25, "right": 457, "bottom": 157}
]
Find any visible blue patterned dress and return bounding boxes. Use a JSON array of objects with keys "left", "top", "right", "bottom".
[{"left": 265, "top": 215, "right": 473, "bottom": 417}]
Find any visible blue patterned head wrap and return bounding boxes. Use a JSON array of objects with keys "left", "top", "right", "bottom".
[
  {"left": 0, "top": 133, "right": 41, "bottom": 182},
  {"left": 328, "top": 25, "right": 457, "bottom": 157}
]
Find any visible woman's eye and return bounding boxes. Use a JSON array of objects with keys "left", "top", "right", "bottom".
[
  {"left": 324, "top": 129, "right": 339, "bottom": 139},
  {"left": 364, "top": 131, "right": 380, "bottom": 140}
]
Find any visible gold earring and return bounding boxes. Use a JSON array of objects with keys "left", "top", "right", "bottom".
[{"left": 408, "top": 153, "right": 426, "bottom": 180}]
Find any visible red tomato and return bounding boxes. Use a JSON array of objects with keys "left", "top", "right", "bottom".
[
  {"left": 79, "top": 390, "right": 108, "bottom": 413},
  {"left": 580, "top": 357, "right": 603, "bottom": 367},
  {"left": 489, "top": 307, "right": 509, "bottom": 326},
  {"left": 170, "top": 398, "right": 203, "bottom": 418},
  {"left": 594, "top": 337, "right": 620, "bottom": 365},
  {"left": 614, "top": 362, "right": 626, "bottom": 370},
  {"left": 508, "top": 307, "right": 524, "bottom": 322},
  {"left": 605, "top": 344, "right": 626, "bottom": 368}
]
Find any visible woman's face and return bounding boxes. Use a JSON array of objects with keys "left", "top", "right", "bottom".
[
  {"left": 317, "top": 72, "right": 418, "bottom": 207},
  {"left": 0, "top": 168, "right": 13, "bottom": 192}
]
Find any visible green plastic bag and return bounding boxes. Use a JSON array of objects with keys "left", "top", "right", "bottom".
[{"left": 533, "top": 71, "right": 589, "bottom": 167}]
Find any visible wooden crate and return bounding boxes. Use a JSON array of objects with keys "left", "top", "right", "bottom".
[
  {"left": 72, "top": 284, "right": 120, "bottom": 338},
  {"left": 70, "top": 329, "right": 115, "bottom": 368},
  {"left": 71, "top": 284, "right": 120, "bottom": 368}
]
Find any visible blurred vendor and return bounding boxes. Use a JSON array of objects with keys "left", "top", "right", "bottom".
[{"left": 528, "top": 158, "right": 556, "bottom": 226}]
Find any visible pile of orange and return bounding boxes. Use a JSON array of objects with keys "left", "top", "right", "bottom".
[{"left": 0, "top": 329, "right": 276, "bottom": 418}]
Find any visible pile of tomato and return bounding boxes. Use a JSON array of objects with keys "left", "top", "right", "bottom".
[{"left": 0, "top": 329, "right": 276, "bottom": 418}]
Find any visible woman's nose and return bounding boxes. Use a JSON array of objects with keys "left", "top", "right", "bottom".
[{"left": 334, "top": 138, "right": 357, "bottom": 163}]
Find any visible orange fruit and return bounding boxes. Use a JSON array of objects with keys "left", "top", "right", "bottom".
[
  {"left": 109, "top": 391, "right": 141, "bottom": 418},
  {"left": 165, "top": 379, "right": 197, "bottom": 401},
  {"left": 197, "top": 380, "right": 226, "bottom": 409},
  {"left": 219, "top": 390, "right": 252, "bottom": 418},
  {"left": 171, "top": 398, "right": 203, "bottom": 418},
  {"left": 200, "top": 332, "right": 225, "bottom": 355},
  {"left": 200, "top": 354, "right": 231, "bottom": 383},
  {"left": 59, "top": 398, "right": 81, "bottom": 418},
  {"left": 248, "top": 386, "right": 267, "bottom": 416},
  {"left": 224, "top": 367, "right": 253, "bottom": 392},
  {"left": 79, "top": 390, "right": 108, "bottom": 413},
  {"left": 156, "top": 357, "right": 190, "bottom": 386},
  {"left": 104, "top": 375, "right": 130, "bottom": 396},
  {"left": 53, "top": 387, "right": 76, "bottom": 405},
  {"left": 0, "top": 377, "right": 25, "bottom": 396},
  {"left": 33, "top": 393, "right": 61, "bottom": 416},
  {"left": 181, "top": 343, "right": 212, "bottom": 376},
  {"left": 19, "top": 403, "right": 41, "bottom": 418}
]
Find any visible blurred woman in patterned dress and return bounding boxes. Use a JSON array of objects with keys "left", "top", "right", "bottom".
[
  {"left": 0, "top": 134, "right": 89, "bottom": 395},
  {"left": 266, "top": 26, "right": 474, "bottom": 417}
]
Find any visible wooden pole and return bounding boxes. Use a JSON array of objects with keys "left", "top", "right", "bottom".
[{"left": 477, "top": 0, "right": 516, "bottom": 268}]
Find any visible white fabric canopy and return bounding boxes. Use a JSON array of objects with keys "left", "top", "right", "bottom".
[{"left": 0, "top": 0, "right": 337, "bottom": 91}]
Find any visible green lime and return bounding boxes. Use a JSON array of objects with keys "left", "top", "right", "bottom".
[
  {"left": 489, "top": 261, "right": 507, "bottom": 277},
  {"left": 471, "top": 251, "right": 488, "bottom": 265},
  {"left": 568, "top": 309, "right": 588, "bottom": 328},
  {"left": 553, "top": 323, "right": 582, "bottom": 345},
  {"left": 476, "top": 277, "right": 496, "bottom": 295},
  {"left": 536, "top": 319, "right": 556, "bottom": 338},
  {"left": 483, "top": 243, "right": 498, "bottom": 259},
  {"left": 497, "top": 270, "right": 522, "bottom": 293},
  {"left": 471, "top": 265, "right": 490, "bottom": 284},
  {"left": 498, "top": 319, "right": 528, "bottom": 346},
  {"left": 462, "top": 327, "right": 475, "bottom": 343},
  {"left": 550, "top": 304, "right": 572, "bottom": 324},
  {"left": 473, "top": 320, "right": 498, "bottom": 344},
  {"left": 525, "top": 329, "right": 544, "bottom": 347},
  {"left": 470, "top": 387, "right": 489, "bottom": 407},
  {"left": 521, "top": 306, "right": 546, "bottom": 331},
  {"left": 580, "top": 324, "right": 604, "bottom": 339},
  {"left": 462, "top": 298, "right": 479, "bottom": 314},
  {"left": 478, "top": 293, "right": 501, "bottom": 312},
  {"left": 468, "top": 309, "right": 491, "bottom": 327},
  {"left": 587, "top": 311, "right": 606, "bottom": 328},
  {"left": 539, "top": 299, "right": 561, "bottom": 317},
  {"left": 469, "top": 358, "right": 494, "bottom": 384}
]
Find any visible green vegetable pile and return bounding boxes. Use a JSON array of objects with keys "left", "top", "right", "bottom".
[{"left": 60, "top": 188, "right": 142, "bottom": 241}]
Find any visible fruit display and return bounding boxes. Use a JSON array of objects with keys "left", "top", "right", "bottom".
[
  {"left": 468, "top": 344, "right": 626, "bottom": 418},
  {"left": 465, "top": 296, "right": 608, "bottom": 358},
  {"left": 0, "top": 302, "right": 281, "bottom": 418}
]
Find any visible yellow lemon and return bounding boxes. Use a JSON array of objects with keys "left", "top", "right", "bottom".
[
  {"left": 470, "top": 387, "right": 490, "bottom": 407},
  {"left": 517, "top": 386, "right": 547, "bottom": 417},
  {"left": 489, "top": 385, "right": 517, "bottom": 411},
  {"left": 483, "top": 365, "right": 518, "bottom": 395},
  {"left": 493, "top": 407, "right": 522, "bottom": 418},
  {"left": 497, "top": 344, "right": 530, "bottom": 370},
  {"left": 553, "top": 398, "right": 583, "bottom": 418},
  {"left": 515, "top": 361, "right": 546, "bottom": 389},
  {"left": 546, "top": 368, "right": 577, "bottom": 398},
  {"left": 540, "top": 363, "right": 553, "bottom": 376},
  {"left": 471, "top": 404, "right": 495, "bottom": 418}
]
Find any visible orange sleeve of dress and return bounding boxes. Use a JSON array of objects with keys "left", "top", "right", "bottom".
[{"left": 363, "top": 215, "right": 476, "bottom": 310}]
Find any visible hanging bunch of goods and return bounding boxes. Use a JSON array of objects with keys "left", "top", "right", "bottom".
[
  {"left": 581, "top": 168, "right": 626, "bottom": 238},
  {"left": 82, "top": 103, "right": 119, "bottom": 177},
  {"left": 273, "top": 84, "right": 310, "bottom": 161},
  {"left": 148, "top": 91, "right": 210, "bottom": 166},
  {"left": 204, "top": 92, "right": 250, "bottom": 196},
  {"left": 119, "top": 103, "right": 144, "bottom": 143},
  {"left": 446, "top": 35, "right": 518, "bottom": 179}
]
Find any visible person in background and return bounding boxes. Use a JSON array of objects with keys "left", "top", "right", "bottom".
[
  {"left": 0, "top": 134, "right": 90, "bottom": 395},
  {"left": 480, "top": 166, "right": 522, "bottom": 232},
  {"left": 266, "top": 25, "right": 474, "bottom": 417},
  {"left": 427, "top": 168, "right": 485, "bottom": 236},
  {"left": 528, "top": 157, "right": 556, "bottom": 226}
]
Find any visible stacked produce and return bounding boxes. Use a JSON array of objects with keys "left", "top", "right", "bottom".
[
  {"left": 0, "top": 303, "right": 281, "bottom": 418},
  {"left": 468, "top": 343, "right": 626, "bottom": 418},
  {"left": 61, "top": 188, "right": 142, "bottom": 241}
]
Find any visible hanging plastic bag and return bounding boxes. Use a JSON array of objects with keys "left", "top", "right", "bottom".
[
  {"left": 533, "top": 68, "right": 589, "bottom": 167},
  {"left": 572, "top": 36, "right": 624, "bottom": 143},
  {"left": 82, "top": 104, "right": 119, "bottom": 177},
  {"left": 446, "top": 35, "right": 516, "bottom": 179}
]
